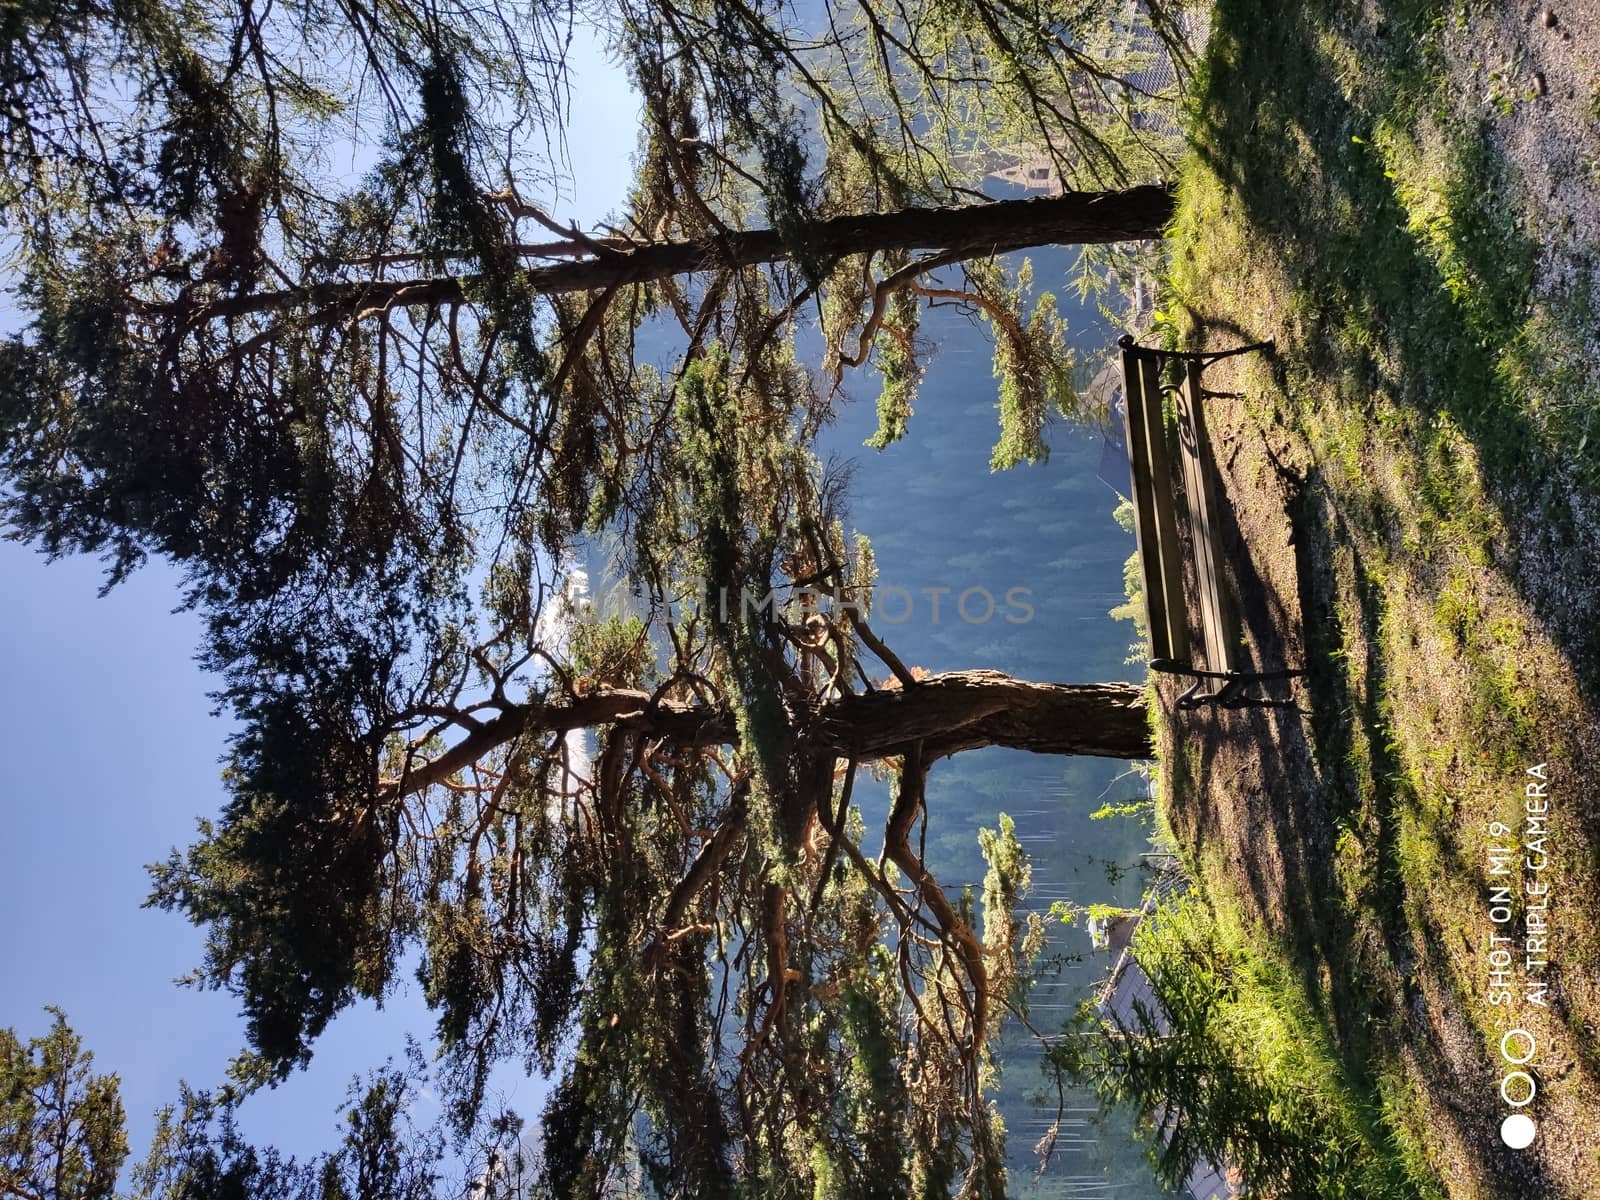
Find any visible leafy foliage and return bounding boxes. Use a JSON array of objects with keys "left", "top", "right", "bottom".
[
  {"left": 1055, "top": 892, "right": 1431, "bottom": 1199},
  {"left": 1, "top": 1011, "right": 538, "bottom": 1200},
  {"left": 0, "top": 1009, "right": 128, "bottom": 1200}
]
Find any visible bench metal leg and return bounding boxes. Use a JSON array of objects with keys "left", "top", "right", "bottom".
[
  {"left": 1176, "top": 680, "right": 1301, "bottom": 711},
  {"left": 1154, "top": 661, "right": 1305, "bottom": 711},
  {"left": 1151, "top": 660, "right": 1305, "bottom": 683},
  {"left": 1196, "top": 339, "right": 1275, "bottom": 365}
]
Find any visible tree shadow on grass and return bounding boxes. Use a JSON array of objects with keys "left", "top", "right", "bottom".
[
  {"left": 1150, "top": 3, "right": 1600, "bottom": 1188},
  {"left": 1185, "top": 0, "right": 1600, "bottom": 699},
  {"left": 1161, "top": 450, "right": 1567, "bottom": 1195}
]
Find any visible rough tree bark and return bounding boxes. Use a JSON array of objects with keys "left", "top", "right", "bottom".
[
  {"left": 391, "top": 670, "right": 1152, "bottom": 798},
  {"left": 816, "top": 671, "right": 1151, "bottom": 761}
]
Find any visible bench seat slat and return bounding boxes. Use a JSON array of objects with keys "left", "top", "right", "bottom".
[{"left": 1175, "top": 361, "right": 1241, "bottom": 674}]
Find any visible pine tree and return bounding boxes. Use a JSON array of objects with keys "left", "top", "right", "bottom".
[{"left": 2, "top": 1, "right": 1192, "bottom": 1193}]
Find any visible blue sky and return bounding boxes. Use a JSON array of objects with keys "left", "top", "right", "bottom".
[{"left": 0, "top": 27, "right": 640, "bottom": 1165}]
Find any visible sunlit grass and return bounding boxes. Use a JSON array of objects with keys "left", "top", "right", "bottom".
[{"left": 1144, "top": 0, "right": 1600, "bottom": 1193}]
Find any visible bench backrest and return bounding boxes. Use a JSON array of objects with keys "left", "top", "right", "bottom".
[
  {"left": 1120, "top": 345, "right": 1189, "bottom": 664},
  {"left": 1119, "top": 345, "right": 1242, "bottom": 675}
]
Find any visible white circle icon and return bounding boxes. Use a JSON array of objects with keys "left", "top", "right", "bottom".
[{"left": 1500, "top": 1112, "right": 1536, "bottom": 1149}]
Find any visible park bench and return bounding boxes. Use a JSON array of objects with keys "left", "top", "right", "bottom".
[{"left": 1118, "top": 334, "right": 1302, "bottom": 709}]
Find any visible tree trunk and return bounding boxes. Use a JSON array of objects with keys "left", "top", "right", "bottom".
[
  {"left": 391, "top": 669, "right": 1151, "bottom": 798},
  {"left": 815, "top": 670, "right": 1152, "bottom": 761},
  {"left": 190, "top": 185, "right": 1176, "bottom": 323}
]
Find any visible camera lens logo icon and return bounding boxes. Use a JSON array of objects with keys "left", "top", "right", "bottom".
[{"left": 1500, "top": 1113, "right": 1536, "bottom": 1150}]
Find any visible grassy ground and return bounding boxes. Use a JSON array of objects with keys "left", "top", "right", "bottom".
[
  {"left": 1148, "top": 1, "right": 1600, "bottom": 1196},
  {"left": 1117, "top": 884, "right": 1437, "bottom": 1197}
]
